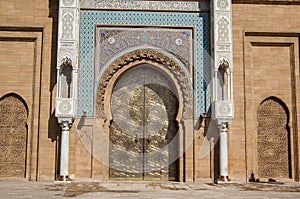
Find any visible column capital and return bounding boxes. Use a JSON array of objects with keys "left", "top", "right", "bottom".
[
  {"left": 218, "top": 122, "right": 228, "bottom": 130},
  {"left": 60, "top": 121, "right": 72, "bottom": 131}
]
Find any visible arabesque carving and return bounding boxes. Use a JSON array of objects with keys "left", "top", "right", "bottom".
[
  {"left": 218, "top": 17, "right": 229, "bottom": 43},
  {"left": 0, "top": 94, "right": 27, "bottom": 178},
  {"left": 96, "top": 49, "right": 193, "bottom": 119},
  {"left": 257, "top": 97, "right": 290, "bottom": 178}
]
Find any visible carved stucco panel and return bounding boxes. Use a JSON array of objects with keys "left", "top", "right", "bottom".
[
  {"left": 217, "top": 0, "right": 230, "bottom": 11},
  {"left": 62, "top": 0, "right": 75, "bottom": 7},
  {"left": 257, "top": 98, "right": 289, "bottom": 178},
  {"left": 218, "top": 17, "right": 229, "bottom": 43},
  {"left": 0, "top": 95, "right": 27, "bottom": 178},
  {"left": 61, "top": 9, "right": 75, "bottom": 40}
]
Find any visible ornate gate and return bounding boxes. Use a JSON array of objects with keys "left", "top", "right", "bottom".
[
  {"left": 257, "top": 97, "right": 290, "bottom": 178},
  {"left": 0, "top": 94, "right": 28, "bottom": 178},
  {"left": 109, "top": 64, "right": 179, "bottom": 181}
]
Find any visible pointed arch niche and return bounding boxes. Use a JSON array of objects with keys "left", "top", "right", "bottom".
[
  {"left": 256, "top": 97, "right": 291, "bottom": 179},
  {"left": 0, "top": 93, "right": 28, "bottom": 178}
]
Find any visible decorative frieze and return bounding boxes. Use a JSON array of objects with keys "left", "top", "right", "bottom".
[{"left": 80, "top": 0, "right": 205, "bottom": 11}]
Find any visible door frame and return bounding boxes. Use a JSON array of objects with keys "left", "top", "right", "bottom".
[{"left": 96, "top": 48, "right": 194, "bottom": 181}]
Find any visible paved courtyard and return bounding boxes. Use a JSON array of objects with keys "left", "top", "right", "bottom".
[{"left": 0, "top": 180, "right": 300, "bottom": 199}]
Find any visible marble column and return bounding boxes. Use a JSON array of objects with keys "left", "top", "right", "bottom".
[
  {"left": 219, "top": 123, "right": 229, "bottom": 181},
  {"left": 59, "top": 122, "right": 70, "bottom": 181}
]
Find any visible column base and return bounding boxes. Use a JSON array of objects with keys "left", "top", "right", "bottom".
[
  {"left": 215, "top": 176, "right": 231, "bottom": 184},
  {"left": 57, "top": 175, "right": 71, "bottom": 182}
]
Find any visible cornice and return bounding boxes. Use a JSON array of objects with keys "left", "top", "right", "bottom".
[{"left": 232, "top": 0, "right": 300, "bottom": 5}]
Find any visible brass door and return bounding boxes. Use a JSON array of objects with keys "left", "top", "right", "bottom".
[{"left": 109, "top": 65, "right": 179, "bottom": 181}]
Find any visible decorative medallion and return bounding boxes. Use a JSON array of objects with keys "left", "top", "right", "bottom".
[
  {"left": 217, "top": 0, "right": 229, "bottom": 10},
  {"left": 62, "top": 0, "right": 75, "bottom": 7},
  {"left": 107, "top": 37, "right": 115, "bottom": 45},
  {"left": 218, "top": 102, "right": 231, "bottom": 116},
  {"left": 175, "top": 38, "right": 183, "bottom": 46},
  {"left": 59, "top": 101, "right": 72, "bottom": 114}
]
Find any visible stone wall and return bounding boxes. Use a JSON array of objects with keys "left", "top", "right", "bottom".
[
  {"left": 0, "top": 0, "right": 59, "bottom": 180},
  {"left": 1, "top": 0, "right": 300, "bottom": 182},
  {"left": 231, "top": 3, "right": 300, "bottom": 181}
]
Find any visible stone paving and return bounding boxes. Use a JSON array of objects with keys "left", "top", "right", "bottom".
[{"left": 0, "top": 180, "right": 300, "bottom": 199}]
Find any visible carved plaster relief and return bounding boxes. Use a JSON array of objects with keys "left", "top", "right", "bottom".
[
  {"left": 0, "top": 94, "right": 27, "bottom": 178},
  {"left": 62, "top": 0, "right": 75, "bottom": 7},
  {"left": 257, "top": 97, "right": 290, "bottom": 178},
  {"left": 61, "top": 10, "right": 75, "bottom": 40},
  {"left": 218, "top": 17, "right": 229, "bottom": 43},
  {"left": 217, "top": 0, "right": 229, "bottom": 10}
]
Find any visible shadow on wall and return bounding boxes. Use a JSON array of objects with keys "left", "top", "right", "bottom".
[
  {"left": 195, "top": 112, "right": 220, "bottom": 181},
  {"left": 48, "top": 0, "right": 60, "bottom": 180},
  {"left": 48, "top": 0, "right": 59, "bottom": 142}
]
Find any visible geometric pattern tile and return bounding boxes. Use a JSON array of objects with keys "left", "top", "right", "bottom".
[
  {"left": 95, "top": 27, "right": 194, "bottom": 80},
  {"left": 79, "top": 10, "right": 210, "bottom": 117}
]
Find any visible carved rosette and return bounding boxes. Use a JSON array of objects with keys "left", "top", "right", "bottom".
[
  {"left": 96, "top": 49, "right": 193, "bottom": 119},
  {"left": 62, "top": 0, "right": 75, "bottom": 7},
  {"left": 58, "top": 101, "right": 72, "bottom": 114},
  {"left": 217, "top": 0, "right": 229, "bottom": 10}
]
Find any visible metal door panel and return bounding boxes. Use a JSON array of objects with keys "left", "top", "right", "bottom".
[{"left": 109, "top": 65, "right": 179, "bottom": 181}]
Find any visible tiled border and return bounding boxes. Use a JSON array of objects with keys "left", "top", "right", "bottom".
[{"left": 79, "top": 10, "right": 210, "bottom": 117}]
